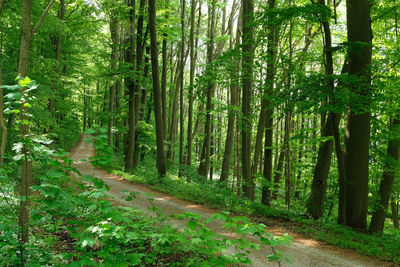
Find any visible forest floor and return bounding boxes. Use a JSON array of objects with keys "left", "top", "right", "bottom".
[{"left": 68, "top": 135, "right": 398, "bottom": 267}]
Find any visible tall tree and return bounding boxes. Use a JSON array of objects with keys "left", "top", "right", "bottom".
[
  {"left": 179, "top": 0, "right": 186, "bottom": 175},
  {"left": 220, "top": 2, "right": 240, "bottom": 182},
  {"left": 186, "top": 0, "right": 196, "bottom": 166},
  {"left": 148, "top": 0, "right": 167, "bottom": 177},
  {"left": 344, "top": 0, "right": 372, "bottom": 231},
  {"left": 0, "top": 1, "right": 7, "bottom": 166},
  {"left": 307, "top": 0, "right": 335, "bottom": 218},
  {"left": 198, "top": 0, "right": 216, "bottom": 177},
  {"left": 262, "top": 0, "right": 279, "bottom": 205},
  {"left": 241, "top": 0, "right": 254, "bottom": 199},
  {"left": 18, "top": 0, "right": 56, "bottom": 245},
  {"left": 125, "top": 0, "right": 137, "bottom": 171},
  {"left": 48, "top": 0, "right": 65, "bottom": 115},
  {"left": 108, "top": 15, "right": 119, "bottom": 146}
]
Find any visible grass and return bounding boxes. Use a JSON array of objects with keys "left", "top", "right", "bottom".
[{"left": 113, "top": 156, "right": 400, "bottom": 265}]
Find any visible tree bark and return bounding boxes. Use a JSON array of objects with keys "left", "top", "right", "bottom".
[
  {"left": 369, "top": 118, "right": 399, "bottom": 234},
  {"left": 391, "top": 196, "right": 399, "bottom": 229},
  {"left": 186, "top": 0, "right": 196, "bottom": 166},
  {"left": 344, "top": 0, "right": 372, "bottom": 231},
  {"left": 149, "top": 0, "right": 167, "bottom": 177},
  {"left": 0, "top": 4, "right": 6, "bottom": 164},
  {"left": 333, "top": 112, "right": 346, "bottom": 225},
  {"left": 125, "top": 0, "right": 137, "bottom": 171},
  {"left": 132, "top": 0, "right": 147, "bottom": 168},
  {"left": 161, "top": 0, "right": 169, "bottom": 139},
  {"left": 48, "top": 0, "right": 65, "bottom": 115},
  {"left": 241, "top": 0, "right": 254, "bottom": 199},
  {"left": 198, "top": 0, "right": 216, "bottom": 177},
  {"left": 108, "top": 17, "right": 119, "bottom": 146},
  {"left": 220, "top": 4, "right": 240, "bottom": 182},
  {"left": 307, "top": 0, "right": 335, "bottom": 219},
  {"left": 18, "top": 0, "right": 34, "bottom": 247},
  {"left": 261, "top": 0, "right": 278, "bottom": 206},
  {"left": 179, "top": 0, "right": 186, "bottom": 175}
]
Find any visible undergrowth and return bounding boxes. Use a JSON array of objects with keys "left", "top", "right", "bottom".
[{"left": 113, "top": 156, "right": 400, "bottom": 264}]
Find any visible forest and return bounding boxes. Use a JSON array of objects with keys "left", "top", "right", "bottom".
[{"left": 0, "top": 0, "right": 399, "bottom": 266}]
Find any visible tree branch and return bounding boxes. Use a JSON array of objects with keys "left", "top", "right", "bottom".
[{"left": 32, "top": 0, "right": 56, "bottom": 35}]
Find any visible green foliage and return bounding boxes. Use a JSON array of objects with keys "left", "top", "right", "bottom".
[
  {"left": 0, "top": 133, "right": 294, "bottom": 266},
  {"left": 84, "top": 126, "right": 121, "bottom": 171},
  {"left": 116, "top": 155, "right": 400, "bottom": 264}
]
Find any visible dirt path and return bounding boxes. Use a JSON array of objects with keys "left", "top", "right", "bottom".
[{"left": 69, "top": 136, "right": 396, "bottom": 267}]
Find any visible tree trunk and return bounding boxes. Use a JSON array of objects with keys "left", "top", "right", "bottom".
[
  {"left": 241, "top": 0, "right": 254, "bottom": 199},
  {"left": 48, "top": 0, "right": 65, "bottom": 115},
  {"left": 284, "top": 110, "right": 291, "bottom": 210},
  {"left": 0, "top": 2, "right": 5, "bottom": 165},
  {"left": 369, "top": 118, "right": 399, "bottom": 234},
  {"left": 198, "top": 0, "right": 216, "bottom": 177},
  {"left": 220, "top": 5, "right": 240, "bottom": 182},
  {"left": 333, "top": 112, "right": 346, "bottom": 225},
  {"left": 18, "top": 0, "right": 34, "bottom": 246},
  {"left": 179, "top": 0, "right": 186, "bottom": 175},
  {"left": 125, "top": 0, "right": 137, "bottom": 171},
  {"left": 307, "top": 113, "right": 334, "bottom": 218},
  {"left": 344, "top": 0, "right": 372, "bottom": 231},
  {"left": 186, "top": 0, "right": 196, "bottom": 166},
  {"left": 391, "top": 196, "right": 399, "bottom": 229},
  {"left": 108, "top": 17, "right": 119, "bottom": 146},
  {"left": 132, "top": 0, "right": 147, "bottom": 168},
  {"left": 161, "top": 0, "right": 169, "bottom": 139},
  {"left": 0, "top": 52, "right": 7, "bottom": 166},
  {"left": 272, "top": 148, "right": 285, "bottom": 200},
  {"left": 115, "top": 26, "right": 124, "bottom": 150},
  {"left": 149, "top": 0, "right": 167, "bottom": 177},
  {"left": 307, "top": 0, "right": 335, "bottom": 219},
  {"left": 261, "top": 0, "right": 278, "bottom": 206}
]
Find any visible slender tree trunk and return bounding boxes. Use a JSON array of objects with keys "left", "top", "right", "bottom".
[
  {"left": 294, "top": 116, "right": 305, "bottom": 199},
  {"left": 344, "top": 0, "right": 372, "bottom": 231},
  {"left": 48, "top": 0, "right": 64, "bottom": 115},
  {"left": 261, "top": 0, "right": 278, "bottom": 206},
  {"left": 391, "top": 196, "right": 399, "bottom": 229},
  {"left": 333, "top": 112, "right": 346, "bottom": 224},
  {"left": 241, "top": 0, "right": 254, "bottom": 199},
  {"left": 186, "top": 0, "right": 196, "bottom": 166},
  {"left": 161, "top": 0, "right": 169, "bottom": 139},
  {"left": 198, "top": 0, "right": 216, "bottom": 177},
  {"left": 307, "top": 0, "right": 335, "bottom": 219},
  {"left": 18, "top": 0, "right": 34, "bottom": 247},
  {"left": 149, "top": 0, "right": 167, "bottom": 177},
  {"left": 272, "top": 147, "right": 285, "bottom": 200},
  {"left": 125, "top": 0, "right": 137, "bottom": 171},
  {"left": 369, "top": 118, "right": 399, "bottom": 234},
  {"left": 132, "top": 0, "right": 147, "bottom": 168},
  {"left": 0, "top": 54, "right": 6, "bottom": 166},
  {"left": 0, "top": 18, "right": 7, "bottom": 165},
  {"left": 179, "top": 0, "right": 186, "bottom": 175},
  {"left": 220, "top": 6, "right": 240, "bottom": 182},
  {"left": 115, "top": 26, "right": 124, "bottom": 150},
  {"left": 108, "top": 17, "right": 119, "bottom": 146},
  {"left": 284, "top": 109, "right": 291, "bottom": 210}
]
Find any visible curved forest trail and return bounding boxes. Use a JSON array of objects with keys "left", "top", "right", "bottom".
[{"left": 69, "top": 135, "right": 397, "bottom": 267}]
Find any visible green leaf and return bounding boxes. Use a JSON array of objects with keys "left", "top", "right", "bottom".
[{"left": 18, "top": 76, "right": 31, "bottom": 87}]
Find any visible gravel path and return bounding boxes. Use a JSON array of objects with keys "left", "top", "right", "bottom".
[{"left": 69, "top": 135, "right": 397, "bottom": 267}]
